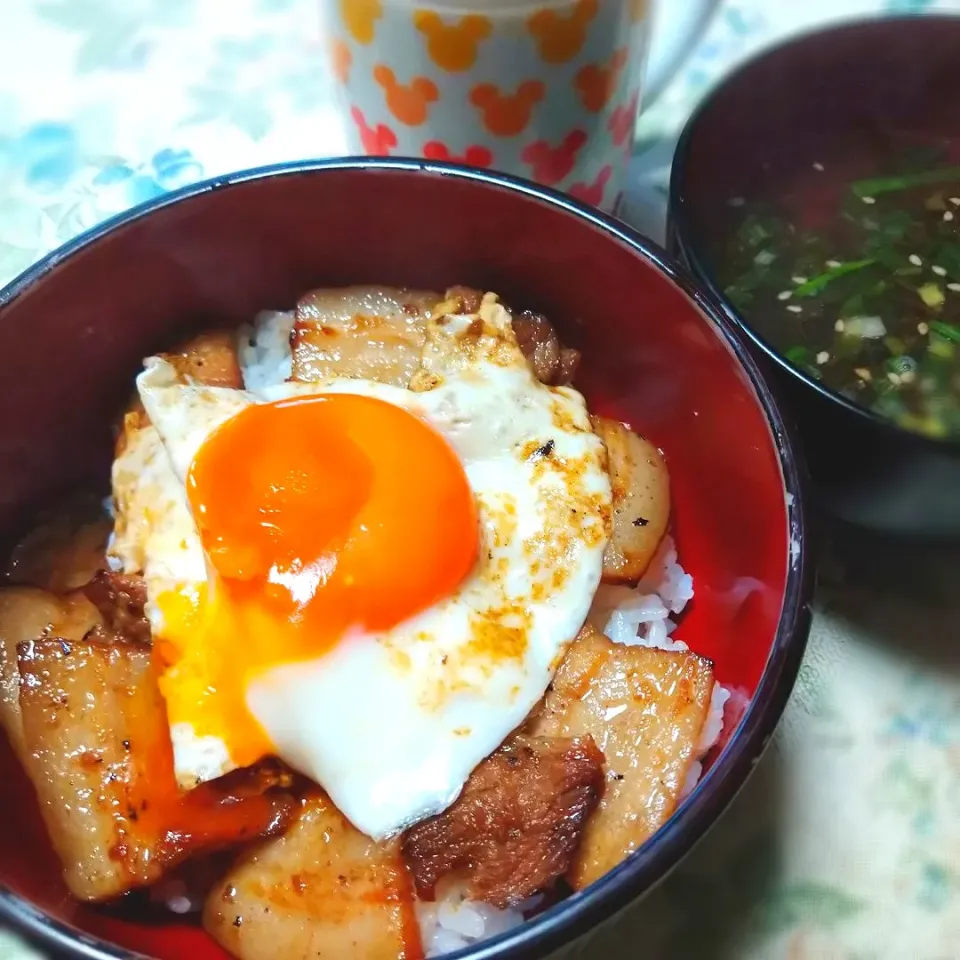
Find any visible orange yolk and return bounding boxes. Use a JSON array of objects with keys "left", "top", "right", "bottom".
[{"left": 155, "top": 393, "right": 479, "bottom": 769}]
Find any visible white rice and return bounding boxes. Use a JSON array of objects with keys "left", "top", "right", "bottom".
[
  {"left": 587, "top": 534, "right": 694, "bottom": 651},
  {"left": 237, "top": 309, "right": 295, "bottom": 390},
  {"left": 158, "top": 885, "right": 195, "bottom": 915},
  {"left": 681, "top": 683, "right": 732, "bottom": 801},
  {"left": 152, "top": 876, "right": 205, "bottom": 916},
  {"left": 417, "top": 886, "right": 532, "bottom": 957},
  {"left": 227, "top": 309, "right": 728, "bottom": 956}
]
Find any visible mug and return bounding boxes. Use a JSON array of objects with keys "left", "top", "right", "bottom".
[{"left": 321, "top": 0, "right": 716, "bottom": 212}]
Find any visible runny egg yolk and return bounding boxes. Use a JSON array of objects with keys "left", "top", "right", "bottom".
[{"left": 156, "top": 393, "right": 479, "bottom": 769}]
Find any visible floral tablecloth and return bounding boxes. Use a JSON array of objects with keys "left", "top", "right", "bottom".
[{"left": 1, "top": 2, "right": 959, "bottom": 959}]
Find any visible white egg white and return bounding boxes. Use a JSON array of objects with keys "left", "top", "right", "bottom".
[
  {"left": 112, "top": 300, "right": 612, "bottom": 837},
  {"left": 110, "top": 363, "right": 259, "bottom": 787}
]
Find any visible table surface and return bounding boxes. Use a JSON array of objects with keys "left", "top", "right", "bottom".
[{"left": 1, "top": 2, "right": 959, "bottom": 959}]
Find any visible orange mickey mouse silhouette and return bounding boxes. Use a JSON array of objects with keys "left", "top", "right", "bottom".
[
  {"left": 521, "top": 130, "right": 588, "bottom": 186},
  {"left": 329, "top": 38, "right": 352, "bottom": 84},
  {"left": 569, "top": 165, "right": 614, "bottom": 207},
  {"left": 340, "top": 0, "right": 382, "bottom": 45},
  {"left": 373, "top": 65, "right": 439, "bottom": 127},
  {"left": 423, "top": 142, "right": 494, "bottom": 168},
  {"left": 526, "top": 0, "right": 598, "bottom": 65},
  {"left": 414, "top": 11, "right": 491, "bottom": 72},
  {"left": 608, "top": 91, "right": 639, "bottom": 148},
  {"left": 575, "top": 48, "right": 628, "bottom": 113},
  {"left": 351, "top": 106, "right": 397, "bottom": 155},
  {"left": 470, "top": 80, "right": 544, "bottom": 137}
]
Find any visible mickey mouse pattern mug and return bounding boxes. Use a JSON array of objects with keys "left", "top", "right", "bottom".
[{"left": 321, "top": 0, "right": 716, "bottom": 212}]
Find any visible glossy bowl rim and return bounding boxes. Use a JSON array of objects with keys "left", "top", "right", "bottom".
[
  {"left": 669, "top": 13, "right": 960, "bottom": 457},
  {"left": 0, "top": 156, "right": 814, "bottom": 960}
]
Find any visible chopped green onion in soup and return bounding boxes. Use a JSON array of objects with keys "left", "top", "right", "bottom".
[{"left": 718, "top": 150, "right": 960, "bottom": 440}]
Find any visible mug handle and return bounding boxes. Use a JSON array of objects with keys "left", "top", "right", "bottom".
[{"left": 643, "top": 0, "right": 719, "bottom": 109}]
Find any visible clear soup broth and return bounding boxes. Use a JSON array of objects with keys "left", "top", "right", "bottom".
[{"left": 719, "top": 136, "right": 960, "bottom": 441}]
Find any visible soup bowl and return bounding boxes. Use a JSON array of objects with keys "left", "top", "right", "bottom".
[
  {"left": 669, "top": 15, "right": 960, "bottom": 539},
  {"left": 0, "top": 159, "right": 812, "bottom": 960}
]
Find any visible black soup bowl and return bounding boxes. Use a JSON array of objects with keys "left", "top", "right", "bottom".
[{"left": 669, "top": 15, "right": 960, "bottom": 538}]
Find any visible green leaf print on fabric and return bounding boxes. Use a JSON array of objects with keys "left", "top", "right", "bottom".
[
  {"left": 916, "top": 862, "right": 957, "bottom": 912},
  {"left": 759, "top": 881, "right": 865, "bottom": 935},
  {"left": 658, "top": 829, "right": 865, "bottom": 955},
  {"left": 793, "top": 659, "right": 842, "bottom": 723},
  {"left": 658, "top": 830, "right": 781, "bottom": 955},
  {"left": 184, "top": 33, "right": 330, "bottom": 141},
  {"left": 878, "top": 757, "right": 933, "bottom": 813},
  {"left": 187, "top": 85, "right": 274, "bottom": 141},
  {"left": 37, "top": 0, "right": 196, "bottom": 72}
]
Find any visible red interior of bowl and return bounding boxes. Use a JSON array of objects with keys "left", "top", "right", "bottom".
[{"left": 0, "top": 164, "right": 791, "bottom": 959}]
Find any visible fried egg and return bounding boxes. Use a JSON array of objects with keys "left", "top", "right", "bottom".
[{"left": 112, "top": 297, "right": 612, "bottom": 839}]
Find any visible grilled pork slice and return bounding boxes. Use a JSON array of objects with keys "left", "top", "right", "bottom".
[
  {"left": 18, "top": 636, "right": 293, "bottom": 901},
  {"left": 293, "top": 285, "right": 581, "bottom": 390},
  {"left": 590, "top": 417, "right": 670, "bottom": 583},
  {"left": 161, "top": 329, "right": 244, "bottom": 389},
  {"left": 116, "top": 329, "right": 245, "bottom": 453},
  {"left": 205, "top": 791, "right": 422, "bottom": 960},
  {"left": 83, "top": 571, "right": 150, "bottom": 645},
  {"left": 0, "top": 587, "right": 102, "bottom": 763},
  {"left": 443, "top": 286, "right": 580, "bottom": 387},
  {"left": 511, "top": 310, "right": 580, "bottom": 386},
  {"left": 526, "top": 625, "right": 714, "bottom": 889},
  {"left": 3, "top": 495, "right": 111, "bottom": 594},
  {"left": 291, "top": 286, "right": 441, "bottom": 387},
  {"left": 402, "top": 734, "right": 604, "bottom": 908}
]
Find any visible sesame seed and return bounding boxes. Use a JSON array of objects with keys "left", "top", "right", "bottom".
[
  {"left": 909, "top": 254, "right": 923, "bottom": 266},
  {"left": 777, "top": 290, "right": 793, "bottom": 301},
  {"left": 813, "top": 162, "right": 825, "bottom": 171},
  {"left": 918, "top": 322, "right": 929, "bottom": 335},
  {"left": 933, "top": 265, "right": 948, "bottom": 276},
  {"left": 728, "top": 196, "right": 745, "bottom": 207},
  {"left": 949, "top": 283, "right": 960, "bottom": 292},
  {"left": 854, "top": 367, "right": 871, "bottom": 381},
  {"left": 944, "top": 211, "right": 955, "bottom": 222},
  {"left": 887, "top": 372, "right": 901, "bottom": 386},
  {"left": 950, "top": 197, "right": 960, "bottom": 206},
  {"left": 826, "top": 259, "right": 842, "bottom": 268},
  {"left": 786, "top": 305, "right": 803, "bottom": 314},
  {"left": 834, "top": 319, "right": 845, "bottom": 332},
  {"left": 816, "top": 351, "right": 830, "bottom": 364},
  {"left": 900, "top": 370, "right": 916, "bottom": 384},
  {"left": 791, "top": 275, "right": 808, "bottom": 284},
  {"left": 861, "top": 196, "right": 876, "bottom": 204}
]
